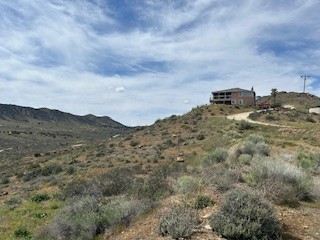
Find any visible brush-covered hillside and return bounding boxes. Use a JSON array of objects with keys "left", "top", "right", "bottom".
[
  {"left": 0, "top": 102, "right": 320, "bottom": 240},
  {"left": 0, "top": 104, "right": 131, "bottom": 161},
  {"left": 258, "top": 91, "right": 320, "bottom": 110}
]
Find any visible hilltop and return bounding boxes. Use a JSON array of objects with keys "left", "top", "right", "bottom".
[
  {"left": 0, "top": 99, "right": 319, "bottom": 240},
  {"left": 258, "top": 91, "right": 320, "bottom": 110}
]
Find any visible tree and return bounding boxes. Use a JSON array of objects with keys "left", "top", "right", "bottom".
[{"left": 271, "top": 88, "right": 278, "bottom": 107}]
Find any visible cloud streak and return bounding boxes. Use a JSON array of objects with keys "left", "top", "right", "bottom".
[{"left": 0, "top": 0, "right": 320, "bottom": 125}]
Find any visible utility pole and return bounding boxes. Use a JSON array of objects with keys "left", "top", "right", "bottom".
[{"left": 301, "top": 74, "right": 310, "bottom": 93}]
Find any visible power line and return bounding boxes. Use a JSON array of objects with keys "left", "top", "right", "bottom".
[{"left": 301, "top": 74, "right": 310, "bottom": 93}]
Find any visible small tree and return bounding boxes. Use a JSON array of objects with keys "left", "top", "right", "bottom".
[{"left": 271, "top": 88, "right": 278, "bottom": 107}]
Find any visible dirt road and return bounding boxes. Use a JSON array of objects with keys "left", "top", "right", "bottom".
[{"left": 227, "top": 111, "right": 288, "bottom": 127}]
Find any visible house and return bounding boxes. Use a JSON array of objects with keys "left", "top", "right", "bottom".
[{"left": 210, "top": 87, "right": 256, "bottom": 106}]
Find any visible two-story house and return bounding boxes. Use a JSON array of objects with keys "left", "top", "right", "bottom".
[{"left": 210, "top": 87, "right": 256, "bottom": 106}]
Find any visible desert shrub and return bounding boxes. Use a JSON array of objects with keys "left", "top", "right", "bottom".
[
  {"left": 196, "top": 134, "right": 205, "bottom": 140},
  {"left": 209, "top": 189, "right": 281, "bottom": 239},
  {"left": 21, "top": 168, "right": 42, "bottom": 182},
  {"left": 208, "top": 168, "right": 242, "bottom": 192},
  {"left": 96, "top": 167, "right": 134, "bottom": 196},
  {"left": 194, "top": 195, "right": 214, "bottom": 209},
  {"left": 236, "top": 120, "right": 253, "bottom": 130},
  {"left": 1, "top": 176, "right": 9, "bottom": 184},
  {"left": 305, "top": 115, "right": 316, "bottom": 123},
  {"left": 130, "top": 140, "right": 140, "bottom": 147},
  {"left": 238, "top": 154, "right": 252, "bottom": 165},
  {"left": 31, "top": 193, "right": 51, "bottom": 203},
  {"left": 4, "top": 197, "right": 22, "bottom": 207},
  {"left": 142, "top": 170, "right": 172, "bottom": 201},
  {"left": 226, "top": 130, "right": 242, "bottom": 139},
  {"left": 203, "top": 148, "right": 228, "bottom": 165},
  {"left": 249, "top": 159, "right": 313, "bottom": 205},
  {"left": 175, "top": 175, "right": 201, "bottom": 195},
  {"left": 97, "top": 197, "right": 149, "bottom": 233},
  {"left": 236, "top": 141, "right": 256, "bottom": 157},
  {"left": 49, "top": 197, "right": 98, "bottom": 240},
  {"left": 248, "top": 111, "right": 260, "bottom": 120},
  {"left": 41, "top": 164, "right": 63, "bottom": 176},
  {"left": 62, "top": 180, "right": 102, "bottom": 199},
  {"left": 159, "top": 205, "right": 199, "bottom": 239},
  {"left": 246, "top": 134, "right": 265, "bottom": 144},
  {"left": 265, "top": 114, "right": 278, "bottom": 121},
  {"left": 296, "top": 151, "right": 319, "bottom": 173},
  {"left": 236, "top": 137, "right": 270, "bottom": 157},
  {"left": 36, "top": 196, "right": 148, "bottom": 240},
  {"left": 255, "top": 142, "right": 270, "bottom": 156},
  {"left": 14, "top": 226, "right": 31, "bottom": 239},
  {"left": 66, "top": 166, "right": 76, "bottom": 174}
]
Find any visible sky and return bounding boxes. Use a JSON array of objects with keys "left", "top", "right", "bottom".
[{"left": 1, "top": 0, "right": 320, "bottom": 126}]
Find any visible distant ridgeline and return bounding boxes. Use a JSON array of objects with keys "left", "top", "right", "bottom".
[{"left": 0, "top": 103, "right": 127, "bottom": 129}]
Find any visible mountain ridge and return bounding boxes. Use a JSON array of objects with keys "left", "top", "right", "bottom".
[{"left": 0, "top": 103, "right": 127, "bottom": 129}]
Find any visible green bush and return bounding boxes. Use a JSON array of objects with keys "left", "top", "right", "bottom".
[
  {"left": 305, "top": 115, "right": 316, "bottom": 123},
  {"left": 159, "top": 205, "right": 199, "bottom": 239},
  {"left": 175, "top": 175, "right": 201, "bottom": 195},
  {"left": 237, "top": 120, "right": 253, "bottom": 130},
  {"left": 208, "top": 168, "right": 241, "bottom": 192},
  {"left": 249, "top": 159, "right": 313, "bottom": 205},
  {"left": 4, "top": 197, "right": 22, "bottom": 207},
  {"left": 138, "top": 168, "right": 172, "bottom": 201},
  {"left": 203, "top": 148, "right": 228, "bottom": 165},
  {"left": 238, "top": 154, "right": 252, "bottom": 165},
  {"left": 62, "top": 180, "right": 102, "bottom": 199},
  {"left": 49, "top": 197, "right": 98, "bottom": 240},
  {"left": 97, "top": 197, "right": 149, "bottom": 233},
  {"left": 96, "top": 167, "right": 134, "bottom": 196},
  {"left": 296, "top": 151, "right": 319, "bottom": 173},
  {"left": 246, "top": 134, "right": 265, "bottom": 144},
  {"left": 31, "top": 193, "right": 51, "bottom": 203},
  {"left": 209, "top": 189, "right": 281, "bottom": 239},
  {"left": 130, "top": 140, "right": 140, "bottom": 147},
  {"left": 265, "top": 114, "right": 279, "bottom": 121},
  {"left": 14, "top": 226, "right": 31, "bottom": 239},
  {"left": 194, "top": 195, "right": 214, "bottom": 209},
  {"left": 196, "top": 134, "right": 205, "bottom": 140},
  {"left": 255, "top": 142, "right": 270, "bottom": 156},
  {"left": 43, "top": 196, "right": 149, "bottom": 239},
  {"left": 236, "top": 141, "right": 256, "bottom": 156},
  {"left": 236, "top": 138, "right": 270, "bottom": 157},
  {"left": 41, "top": 164, "right": 63, "bottom": 176},
  {"left": 1, "top": 176, "right": 9, "bottom": 184}
]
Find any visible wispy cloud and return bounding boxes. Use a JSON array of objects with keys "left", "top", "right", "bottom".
[{"left": 0, "top": 0, "right": 320, "bottom": 125}]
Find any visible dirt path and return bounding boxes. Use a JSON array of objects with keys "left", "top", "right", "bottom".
[
  {"left": 0, "top": 148, "right": 13, "bottom": 153},
  {"left": 227, "top": 110, "right": 288, "bottom": 127}
]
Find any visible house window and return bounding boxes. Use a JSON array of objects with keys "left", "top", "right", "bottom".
[
  {"left": 232, "top": 99, "right": 237, "bottom": 104},
  {"left": 239, "top": 99, "right": 243, "bottom": 105},
  {"left": 239, "top": 92, "right": 253, "bottom": 97}
]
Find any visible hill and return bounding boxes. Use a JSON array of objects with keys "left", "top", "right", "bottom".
[
  {"left": 0, "top": 101, "right": 319, "bottom": 240},
  {"left": 0, "top": 104, "right": 131, "bottom": 160},
  {"left": 257, "top": 91, "right": 320, "bottom": 110},
  {"left": 0, "top": 104, "right": 126, "bottom": 128}
]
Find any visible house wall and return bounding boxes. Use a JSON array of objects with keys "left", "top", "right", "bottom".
[
  {"left": 211, "top": 89, "right": 255, "bottom": 106},
  {"left": 230, "top": 91, "right": 255, "bottom": 106}
]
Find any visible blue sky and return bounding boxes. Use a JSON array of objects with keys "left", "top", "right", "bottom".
[{"left": 0, "top": 0, "right": 320, "bottom": 126}]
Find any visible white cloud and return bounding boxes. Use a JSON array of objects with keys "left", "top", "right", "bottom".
[
  {"left": 115, "top": 86, "right": 126, "bottom": 92},
  {"left": 0, "top": 0, "right": 320, "bottom": 126}
]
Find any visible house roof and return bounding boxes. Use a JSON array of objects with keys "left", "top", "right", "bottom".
[{"left": 212, "top": 87, "right": 254, "bottom": 93}]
